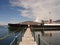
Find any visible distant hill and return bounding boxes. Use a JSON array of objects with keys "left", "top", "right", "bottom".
[
  {"left": 20, "top": 21, "right": 40, "bottom": 25},
  {"left": 53, "top": 20, "right": 60, "bottom": 23},
  {"left": 55, "top": 20, "right": 60, "bottom": 22}
]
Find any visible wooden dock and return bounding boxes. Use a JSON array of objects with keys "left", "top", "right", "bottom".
[{"left": 19, "top": 28, "right": 37, "bottom": 45}]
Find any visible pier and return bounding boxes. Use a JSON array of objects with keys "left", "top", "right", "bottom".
[
  {"left": 8, "top": 23, "right": 60, "bottom": 45},
  {"left": 19, "top": 28, "right": 37, "bottom": 45}
]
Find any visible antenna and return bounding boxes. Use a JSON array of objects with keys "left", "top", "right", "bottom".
[{"left": 49, "top": 0, "right": 52, "bottom": 20}]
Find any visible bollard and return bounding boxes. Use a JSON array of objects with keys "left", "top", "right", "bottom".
[{"left": 38, "top": 34, "right": 40, "bottom": 45}]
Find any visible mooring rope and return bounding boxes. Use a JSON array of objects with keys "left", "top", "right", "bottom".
[{"left": 40, "top": 37, "right": 50, "bottom": 45}]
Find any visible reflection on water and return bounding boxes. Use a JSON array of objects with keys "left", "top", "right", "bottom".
[
  {"left": 34, "top": 31, "right": 60, "bottom": 45},
  {"left": 0, "top": 25, "right": 60, "bottom": 45},
  {"left": 0, "top": 25, "right": 22, "bottom": 45}
]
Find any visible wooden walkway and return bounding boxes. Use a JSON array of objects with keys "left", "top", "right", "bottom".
[{"left": 19, "top": 28, "right": 37, "bottom": 45}]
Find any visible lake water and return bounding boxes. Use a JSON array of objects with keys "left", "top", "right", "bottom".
[
  {"left": 0, "top": 25, "right": 60, "bottom": 45},
  {"left": 0, "top": 25, "right": 22, "bottom": 45},
  {"left": 34, "top": 31, "right": 60, "bottom": 45}
]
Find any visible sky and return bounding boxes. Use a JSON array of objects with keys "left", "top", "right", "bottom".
[{"left": 0, "top": 0, "right": 60, "bottom": 25}]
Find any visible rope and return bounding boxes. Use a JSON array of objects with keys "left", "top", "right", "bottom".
[{"left": 40, "top": 37, "right": 50, "bottom": 45}]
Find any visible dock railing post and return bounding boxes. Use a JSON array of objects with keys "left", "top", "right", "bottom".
[
  {"left": 15, "top": 36, "right": 17, "bottom": 45},
  {"left": 38, "top": 34, "right": 41, "bottom": 45}
]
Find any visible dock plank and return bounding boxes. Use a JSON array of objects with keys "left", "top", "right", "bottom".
[{"left": 19, "top": 28, "right": 37, "bottom": 45}]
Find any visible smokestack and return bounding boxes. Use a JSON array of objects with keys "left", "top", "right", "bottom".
[{"left": 49, "top": 19, "right": 53, "bottom": 24}]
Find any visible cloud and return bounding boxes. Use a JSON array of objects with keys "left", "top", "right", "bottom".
[
  {"left": 10, "top": 0, "right": 60, "bottom": 22},
  {"left": 8, "top": 20, "right": 19, "bottom": 24},
  {"left": 8, "top": 17, "right": 19, "bottom": 23},
  {"left": 0, "top": 17, "right": 19, "bottom": 25}
]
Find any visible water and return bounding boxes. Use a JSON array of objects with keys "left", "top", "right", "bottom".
[
  {"left": 0, "top": 25, "right": 22, "bottom": 45},
  {"left": 34, "top": 31, "right": 60, "bottom": 45},
  {"left": 0, "top": 25, "right": 60, "bottom": 45}
]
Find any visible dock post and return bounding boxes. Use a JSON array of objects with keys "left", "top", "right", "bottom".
[
  {"left": 41, "top": 20, "right": 44, "bottom": 36},
  {"left": 33, "top": 31, "right": 35, "bottom": 41},
  {"left": 20, "top": 32, "right": 22, "bottom": 41},
  {"left": 38, "top": 34, "right": 41, "bottom": 45}
]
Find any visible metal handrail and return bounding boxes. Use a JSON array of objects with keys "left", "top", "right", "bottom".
[
  {"left": 10, "top": 38, "right": 16, "bottom": 45},
  {"left": 9, "top": 31, "right": 21, "bottom": 45}
]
